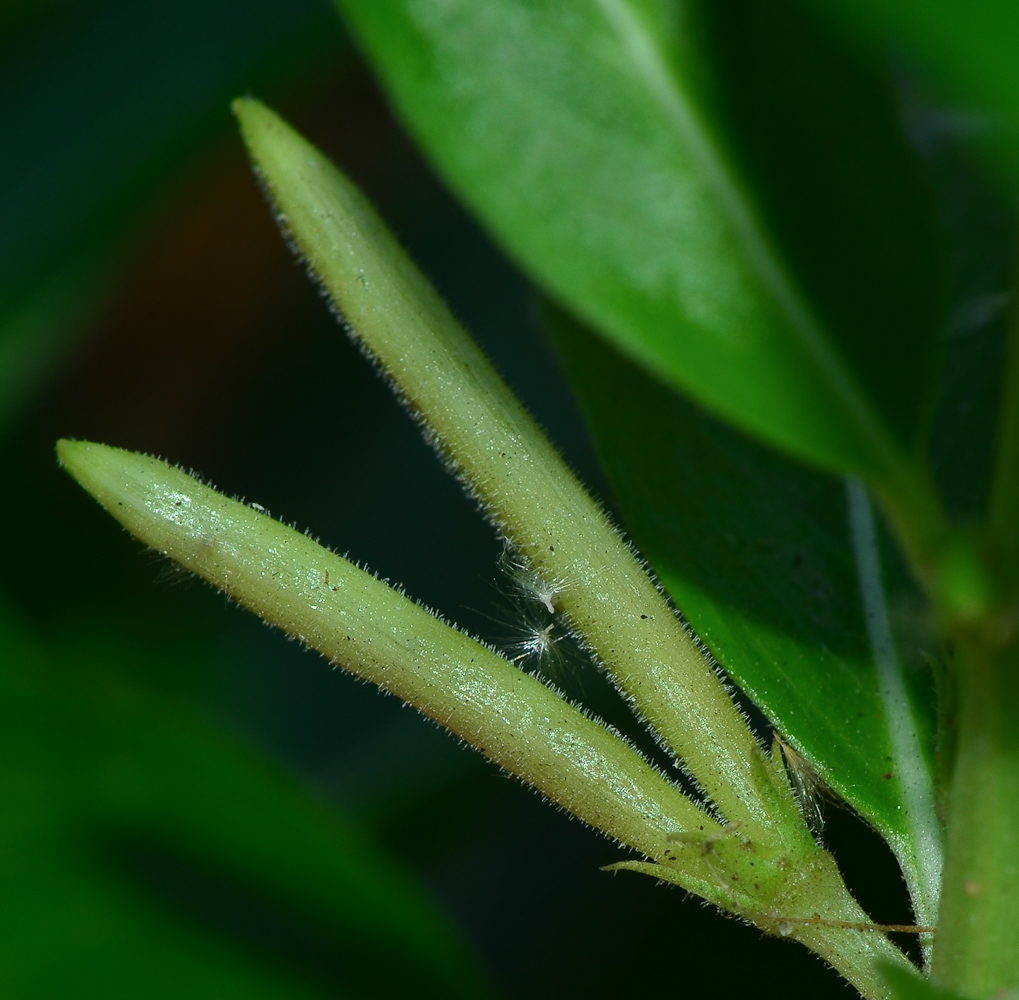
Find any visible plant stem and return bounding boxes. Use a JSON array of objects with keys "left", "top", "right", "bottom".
[
  {"left": 988, "top": 252, "right": 1019, "bottom": 566},
  {"left": 932, "top": 243, "right": 1019, "bottom": 995},
  {"left": 233, "top": 97, "right": 791, "bottom": 839},
  {"left": 931, "top": 635, "right": 1019, "bottom": 997}
]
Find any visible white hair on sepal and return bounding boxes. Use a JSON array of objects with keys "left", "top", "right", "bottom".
[
  {"left": 498, "top": 548, "right": 570, "bottom": 615},
  {"left": 774, "top": 734, "right": 827, "bottom": 834},
  {"left": 478, "top": 549, "right": 586, "bottom": 683},
  {"left": 510, "top": 620, "right": 563, "bottom": 670},
  {"left": 488, "top": 585, "right": 567, "bottom": 676}
]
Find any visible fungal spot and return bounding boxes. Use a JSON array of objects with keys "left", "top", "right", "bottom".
[{"left": 964, "top": 880, "right": 982, "bottom": 898}]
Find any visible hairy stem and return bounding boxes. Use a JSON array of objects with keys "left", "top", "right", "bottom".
[{"left": 931, "top": 635, "right": 1019, "bottom": 997}]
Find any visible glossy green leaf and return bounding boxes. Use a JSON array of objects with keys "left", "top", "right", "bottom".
[
  {"left": 685, "top": 0, "right": 945, "bottom": 448},
  {"left": 0, "top": 610, "right": 490, "bottom": 999},
  {"left": 880, "top": 964, "right": 969, "bottom": 1000},
  {"left": 337, "top": 0, "right": 935, "bottom": 486},
  {"left": 546, "top": 308, "right": 941, "bottom": 926}
]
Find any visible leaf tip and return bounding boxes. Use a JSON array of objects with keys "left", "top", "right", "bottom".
[
  {"left": 231, "top": 96, "right": 292, "bottom": 157},
  {"left": 231, "top": 95, "right": 270, "bottom": 130},
  {"left": 56, "top": 439, "right": 148, "bottom": 517},
  {"left": 56, "top": 437, "right": 92, "bottom": 477}
]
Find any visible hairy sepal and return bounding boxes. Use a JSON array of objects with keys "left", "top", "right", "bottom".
[
  {"left": 233, "top": 96, "right": 794, "bottom": 838},
  {"left": 57, "top": 439, "right": 721, "bottom": 879}
]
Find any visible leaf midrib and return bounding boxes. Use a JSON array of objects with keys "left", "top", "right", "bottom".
[
  {"left": 594, "top": 0, "right": 903, "bottom": 478},
  {"left": 846, "top": 477, "right": 942, "bottom": 929}
]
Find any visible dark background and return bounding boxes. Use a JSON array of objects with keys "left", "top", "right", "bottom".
[{"left": 3, "top": 0, "right": 1000, "bottom": 995}]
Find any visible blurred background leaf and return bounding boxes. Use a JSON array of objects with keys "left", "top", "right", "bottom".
[
  {"left": 778, "top": 0, "right": 1019, "bottom": 530},
  {"left": 0, "top": 606, "right": 489, "bottom": 999},
  {"left": 0, "top": 0, "right": 340, "bottom": 433},
  {"left": 802, "top": 0, "right": 1019, "bottom": 177},
  {"left": 685, "top": 0, "right": 945, "bottom": 451}
]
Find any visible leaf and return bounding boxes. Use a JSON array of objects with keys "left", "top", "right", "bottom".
[
  {"left": 0, "top": 256, "right": 110, "bottom": 433},
  {"left": 337, "top": 0, "right": 937, "bottom": 485},
  {"left": 922, "top": 144, "right": 1017, "bottom": 524},
  {"left": 802, "top": 0, "right": 1019, "bottom": 174},
  {"left": 0, "top": 609, "right": 491, "bottom": 999},
  {"left": 880, "top": 963, "right": 969, "bottom": 1000},
  {"left": 685, "top": 0, "right": 945, "bottom": 448},
  {"left": 546, "top": 307, "right": 942, "bottom": 925},
  {"left": 0, "top": 0, "right": 341, "bottom": 436}
]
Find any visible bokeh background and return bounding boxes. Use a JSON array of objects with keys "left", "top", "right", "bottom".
[{"left": 2, "top": 1, "right": 1013, "bottom": 997}]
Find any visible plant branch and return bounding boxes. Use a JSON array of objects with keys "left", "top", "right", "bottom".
[
  {"left": 931, "top": 635, "right": 1019, "bottom": 997},
  {"left": 59, "top": 437, "right": 915, "bottom": 998}
]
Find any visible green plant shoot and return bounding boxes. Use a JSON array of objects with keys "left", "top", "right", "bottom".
[{"left": 57, "top": 100, "right": 931, "bottom": 1000}]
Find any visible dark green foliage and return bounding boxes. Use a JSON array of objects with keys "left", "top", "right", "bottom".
[
  {"left": 547, "top": 306, "right": 936, "bottom": 851},
  {"left": 7, "top": 0, "right": 1019, "bottom": 995}
]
